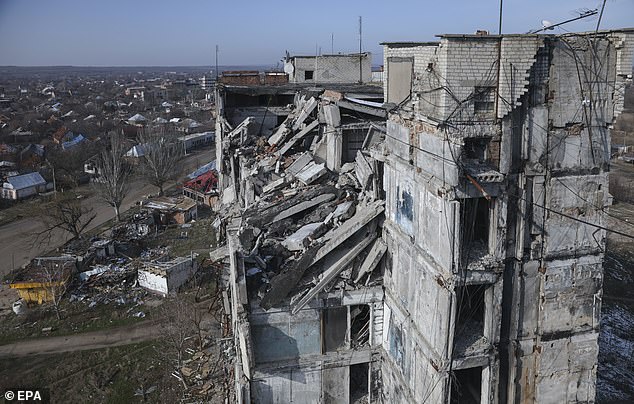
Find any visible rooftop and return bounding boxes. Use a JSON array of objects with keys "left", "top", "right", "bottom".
[{"left": 4, "top": 172, "right": 46, "bottom": 190}]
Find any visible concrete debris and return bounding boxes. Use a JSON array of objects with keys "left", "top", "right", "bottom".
[
  {"left": 271, "top": 193, "right": 335, "bottom": 223},
  {"left": 282, "top": 222, "right": 324, "bottom": 251},
  {"left": 354, "top": 238, "right": 387, "bottom": 284},
  {"left": 295, "top": 161, "right": 327, "bottom": 185},
  {"left": 291, "top": 96, "right": 318, "bottom": 131},
  {"left": 217, "top": 85, "right": 388, "bottom": 315},
  {"left": 286, "top": 151, "right": 314, "bottom": 176},
  {"left": 291, "top": 231, "right": 376, "bottom": 314},
  {"left": 277, "top": 119, "right": 319, "bottom": 156},
  {"left": 354, "top": 150, "right": 373, "bottom": 189},
  {"left": 216, "top": 82, "right": 388, "bottom": 403},
  {"left": 12, "top": 299, "right": 27, "bottom": 315}
]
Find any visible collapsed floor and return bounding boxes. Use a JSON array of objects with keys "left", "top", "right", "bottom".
[{"left": 214, "top": 88, "right": 387, "bottom": 402}]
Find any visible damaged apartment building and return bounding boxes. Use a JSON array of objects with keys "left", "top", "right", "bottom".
[
  {"left": 214, "top": 54, "right": 386, "bottom": 403},
  {"left": 215, "top": 29, "right": 634, "bottom": 404},
  {"left": 379, "top": 30, "right": 633, "bottom": 403}
]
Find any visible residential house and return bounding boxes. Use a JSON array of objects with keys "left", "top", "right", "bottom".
[{"left": 1, "top": 172, "right": 47, "bottom": 200}]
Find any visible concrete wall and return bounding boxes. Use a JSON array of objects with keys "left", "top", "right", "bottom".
[
  {"left": 251, "top": 308, "right": 321, "bottom": 363},
  {"left": 246, "top": 286, "right": 383, "bottom": 403},
  {"left": 381, "top": 31, "right": 632, "bottom": 404},
  {"left": 252, "top": 367, "right": 323, "bottom": 403},
  {"left": 137, "top": 258, "right": 195, "bottom": 296},
  {"left": 137, "top": 270, "right": 169, "bottom": 295},
  {"left": 228, "top": 107, "right": 285, "bottom": 136},
  {"left": 286, "top": 54, "right": 372, "bottom": 84}
]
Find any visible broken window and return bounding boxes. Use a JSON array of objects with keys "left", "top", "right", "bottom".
[
  {"left": 350, "top": 305, "right": 371, "bottom": 348},
  {"left": 454, "top": 284, "right": 486, "bottom": 352},
  {"left": 473, "top": 86, "right": 495, "bottom": 116},
  {"left": 342, "top": 129, "right": 366, "bottom": 163},
  {"left": 323, "top": 306, "right": 347, "bottom": 352},
  {"left": 451, "top": 367, "right": 482, "bottom": 404},
  {"left": 396, "top": 185, "right": 414, "bottom": 235},
  {"left": 387, "top": 317, "right": 405, "bottom": 371},
  {"left": 304, "top": 70, "right": 314, "bottom": 80},
  {"left": 350, "top": 362, "right": 370, "bottom": 403},
  {"left": 461, "top": 198, "right": 490, "bottom": 256},
  {"left": 463, "top": 138, "right": 490, "bottom": 162}
]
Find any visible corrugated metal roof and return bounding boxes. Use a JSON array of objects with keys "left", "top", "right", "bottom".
[
  {"left": 5, "top": 172, "right": 46, "bottom": 190},
  {"left": 62, "top": 134, "right": 85, "bottom": 150},
  {"left": 187, "top": 160, "right": 216, "bottom": 179}
]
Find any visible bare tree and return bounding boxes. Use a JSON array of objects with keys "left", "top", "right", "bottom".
[
  {"left": 94, "top": 133, "right": 133, "bottom": 221},
  {"left": 32, "top": 193, "right": 97, "bottom": 246},
  {"left": 190, "top": 305, "right": 206, "bottom": 352},
  {"left": 159, "top": 298, "right": 194, "bottom": 388},
  {"left": 138, "top": 126, "right": 182, "bottom": 196},
  {"left": 161, "top": 299, "right": 194, "bottom": 363},
  {"left": 46, "top": 142, "right": 99, "bottom": 188},
  {"left": 39, "top": 261, "right": 73, "bottom": 320}
]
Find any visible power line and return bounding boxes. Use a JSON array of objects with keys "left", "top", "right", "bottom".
[{"left": 508, "top": 187, "right": 634, "bottom": 242}]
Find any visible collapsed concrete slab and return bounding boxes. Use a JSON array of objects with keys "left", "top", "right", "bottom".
[{"left": 291, "top": 232, "right": 376, "bottom": 314}]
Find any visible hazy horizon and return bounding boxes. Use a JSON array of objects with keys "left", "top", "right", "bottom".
[{"left": 0, "top": 0, "right": 633, "bottom": 66}]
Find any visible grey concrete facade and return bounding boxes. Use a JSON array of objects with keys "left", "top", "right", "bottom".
[
  {"left": 284, "top": 54, "right": 372, "bottom": 84},
  {"left": 379, "top": 30, "right": 634, "bottom": 404},
  {"left": 215, "top": 29, "right": 633, "bottom": 404}
]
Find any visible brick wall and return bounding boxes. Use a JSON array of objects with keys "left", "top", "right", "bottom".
[{"left": 219, "top": 71, "right": 288, "bottom": 86}]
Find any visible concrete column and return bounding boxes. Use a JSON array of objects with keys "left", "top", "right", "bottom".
[{"left": 326, "top": 128, "right": 342, "bottom": 172}]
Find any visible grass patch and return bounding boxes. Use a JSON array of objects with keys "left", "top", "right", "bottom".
[
  {"left": 0, "top": 298, "right": 154, "bottom": 345},
  {"left": 143, "top": 206, "right": 217, "bottom": 261},
  {"left": 0, "top": 341, "right": 180, "bottom": 404}
]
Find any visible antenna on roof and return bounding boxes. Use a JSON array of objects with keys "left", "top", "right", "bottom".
[
  {"left": 331, "top": 33, "right": 334, "bottom": 54},
  {"left": 527, "top": 8, "right": 598, "bottom": 34},
  {"left": 498, "top": 0, "right": 503, "bottom": 35},
  {"left": 358, "top": 16, "right": 363, "bottom": 83},
  {"left": 215, "top": 45, "right": 219, "bottom": 80}
]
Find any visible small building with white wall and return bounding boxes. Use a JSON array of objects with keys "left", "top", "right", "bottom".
[
  {"left": 178, "top": 132, "right": 215, "bottom": 153},
  {"left": 284, "top": 53, "right": 372, "bottom": 84},
  {"left": 137, "top": 256, "right": 197, "bottom": 296},
  {"left": 1, "top": 172, "right": 47, "bottom": 200}
]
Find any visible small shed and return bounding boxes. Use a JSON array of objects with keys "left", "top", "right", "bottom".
[
  {"left": 137, "top": 256, "right": 197, "bottom": 296},
  {"left": 183, "top": 170, "right": 219, "bottom": 207},
  {"left": 142, "top": 196, "right": 198, "bottom": 225},
  {"left": 1, "top": 172, "right": 47, "bottom": 200}
]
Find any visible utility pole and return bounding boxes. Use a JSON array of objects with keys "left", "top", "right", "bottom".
[
  {"left": 215, "top": 45, "right": 219, "bottom": 80},
  {"left": 331, "top": 32, "right": 334, "bottom": 54},
  {"left": 358, "top": 16, "right": 363, "bottom": 84}
]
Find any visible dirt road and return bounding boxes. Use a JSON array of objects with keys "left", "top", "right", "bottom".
[
  {"left": 0, "top": 321, "right": 164, "bottom": 357},
  {"left": 0, "top": 148, "right": 213, "bottom": 277}
]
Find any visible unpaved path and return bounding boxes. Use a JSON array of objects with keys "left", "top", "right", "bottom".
[{"left": 0, "top": 320, "right": 163, "bottom": 357}]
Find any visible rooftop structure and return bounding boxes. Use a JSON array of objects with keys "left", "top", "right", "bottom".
[{"left": 284, "top": 53, "right": 373, "bottom": 84}]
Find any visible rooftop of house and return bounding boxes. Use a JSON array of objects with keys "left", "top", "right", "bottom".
[{"left": 3, "top": 171, "right": 46, "bottom": 190}]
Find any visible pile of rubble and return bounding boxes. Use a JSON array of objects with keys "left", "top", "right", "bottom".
[{"left": 218, "top": 91, "right": 388, "bottom": 312}]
